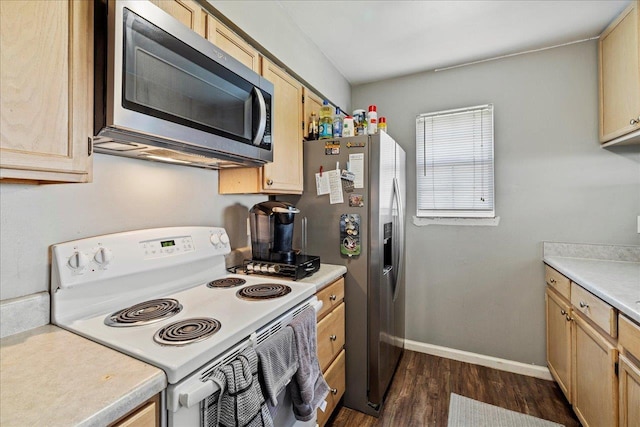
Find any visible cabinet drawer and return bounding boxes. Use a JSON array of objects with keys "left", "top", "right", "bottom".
[
  {"left": 110, "top": 395, "right": 159, "bottom": 427},
  {"left": 545, "top": 266, "right": 571, "bottom": 300},
  {"left": 317, "top": 302, "right": 345, "bottom": 372},
  {"left": 317, "top": 350, "right": 346, "bottom": 427},
  {"left": 316, "top": 278, "right": 344, "bottom": 320},
  {"left": 619, "top": 315, "right": 640, "bottom": 360},
  {"left": 571, "top": 282, "right": 617, "bottom": 337}
]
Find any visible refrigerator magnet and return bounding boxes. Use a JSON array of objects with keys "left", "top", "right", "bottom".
[
  {"left": 324, "top": 141, "right": 340, "bottom": 155},
  {"left": 349, "top": 194, "right": 364, "bottom": 207},
  {"left": 340, "top": 214, "right": 361, "bottom": 256}
]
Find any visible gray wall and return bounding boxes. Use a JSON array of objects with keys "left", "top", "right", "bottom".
[
  {"left": 208, "top": 1, "right": 351, "bottom": 111},
  {"left": 353, "top": 40, "right": 640, "bottom": 366},
  {"left": 0, "top": 155, "right": 265, "bottom": 301}
]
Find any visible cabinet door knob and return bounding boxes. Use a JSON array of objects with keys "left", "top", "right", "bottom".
[
  {"left": 330, "top": 388, "right": 338, "bottom": 395},
  {"left": 631, "top": 117, "right": 640, "bottom": 125},
  {"left": 549, "top": 278, "right": 556, "bottom": 284},
  {"left": 329, "top": 294, "right": 337, "bottom": 301},
  {"left": 579, "top": 301, "right": 589, "bottom": 309},
  {"left": 566, "top": 314, "right": 573, "bottom": 321},
  {"left": 560, "top": 309, "right": 567, "bottom": 316},
  {"left": 266, "top": 179, "right": 273, "bottom": 186},
  {"left": 330, "top": 335, "right": 337, "bottom": 341}
]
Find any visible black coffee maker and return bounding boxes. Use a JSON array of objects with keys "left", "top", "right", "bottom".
[{"left": 249, "top": 201, "right": 300, "bottom": 264}]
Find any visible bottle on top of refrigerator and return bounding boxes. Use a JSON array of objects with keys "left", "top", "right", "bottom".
[
  {"left": 319, "top": 100, "right": 333, "bottom": 139},
  {"left": 378, "top": 116, "right": 387, "bottom": 133},
  {"left": 367, "top": 105, "right": 378, "bottom": 134},
  {"left": 343, "top": 115, "right": 354, "bottom": 137},
  {"left": 333, "top": 107, "right": 343, "bottom": 138},
  {"left": 353, "top": 109, "right": 366, "bottom": 135},
  {"left": 308, "top": 112, "right": 318, "bottom": 140}
]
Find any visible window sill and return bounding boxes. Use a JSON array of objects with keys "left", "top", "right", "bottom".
[{"left": 412, "top": 216, "right": 501, "bottom": 227}]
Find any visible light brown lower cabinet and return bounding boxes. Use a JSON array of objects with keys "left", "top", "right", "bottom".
[
  {"left": 316, "top": 277, "right": 346, "bottom": 427},
  {"left": 110, "top": 394, "right": 160, "bottom": 427},
  {"left": 572, "top": 311, "right": 618, "bottom": 427},
  {"left": 619, "top": 314, "right": 640, "bottom": 427},
  {"left": 546, "top": 288, "right": 572, "bottom": 400},
  {"left": 619, "top": 354, "right": 640, "bottom": 427},
  {"left": 544, "top": 265, "right": 640, "bottom": 427},
  {"left": 317, "top": 350, "right": 346, "bottom": 427}
]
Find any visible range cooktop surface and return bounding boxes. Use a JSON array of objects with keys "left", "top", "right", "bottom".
[{"left": 50, "top": 227, "right": 316, "bottom": 383}]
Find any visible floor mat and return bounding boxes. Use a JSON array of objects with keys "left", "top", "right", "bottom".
[{"left": 447, "top": 393, "right": 565, "bottom": 427}]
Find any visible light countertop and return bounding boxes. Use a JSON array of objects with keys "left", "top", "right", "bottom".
[
  {"left": 296, "top": 263, "right": 347, "bottom": 291},
  {"left": 0, "top": 325, "right": 166, "bottom": 427},
  {"left": 543, "top": 255, "right": 640, "bottom": 324}
]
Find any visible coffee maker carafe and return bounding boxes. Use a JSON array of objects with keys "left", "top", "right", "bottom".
[{"left": 249, "top": 201, "right": 300, "bottom": 264}]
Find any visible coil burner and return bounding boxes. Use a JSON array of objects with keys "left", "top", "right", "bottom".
[
  {"left": 206, "top": 277, "right": 247, "bottom": 288},
  {"left": 105, "top": 298, "right": 183, "bottom": 327},
  {"left": 236, "top": 284, "right": 292, "bottom": 300},
  {"left": 153, "top": 318, "right": 221, "bottom": 346}
]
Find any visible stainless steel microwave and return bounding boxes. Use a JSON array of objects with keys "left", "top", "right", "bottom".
[{"left": 94, "top": 0, "right": 274, "bottom": 169}]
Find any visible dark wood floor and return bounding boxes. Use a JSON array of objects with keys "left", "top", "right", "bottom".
[{"left": 327, "top": 350, "right": 580, "bottom": 427}]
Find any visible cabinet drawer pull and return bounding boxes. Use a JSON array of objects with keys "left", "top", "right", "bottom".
[
  {"left": 579, "top": 301, "right": 589, "bottom": 309},
  {"left": 266, "top": 179, "right": 273, "bottom": 186},
  {"left": 631, "top": 117, "right": 640, "bottom": 125},
  {"left": 330, "top": 388, "right": 338, "bottom": 395},
  {"left": 329, "top": 335, "right": 337, "bottom": 341},
  {"left": 329, "top": 294, "right": 337, "bottom": 301},
  {"left": 549, "top": 278, "right": 556, "bottom": 284}
]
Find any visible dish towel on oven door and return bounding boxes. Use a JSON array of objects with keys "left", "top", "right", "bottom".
[
  {"left": 289, "top": 306, "right": 330, "bottom": 421},
  {"left": 210, "top": 346, "right": 273, "bottom": 427},
  {"left": 255, "top": 326, "right": 299, "bottom": 415}
]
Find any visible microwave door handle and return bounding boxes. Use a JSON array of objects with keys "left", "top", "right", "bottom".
[{"left": 252, "top": 88, "right": 267, "bottom": 146}]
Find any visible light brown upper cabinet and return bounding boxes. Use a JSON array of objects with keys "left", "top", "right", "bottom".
[
  {"left": 148, "top": 0, "right": 206, "bottom": 37},
  {"left": 205, "top": 15, "right": 261, "bottom": 73},
  {"left": 0, "top": 0, "right": 93, "bottom": 183},
  {"left": 599, "top": 0, "right": 640, "bottom": 145},
  {"left": 219, "top": 58, "right": 303, "bottom": 194}
]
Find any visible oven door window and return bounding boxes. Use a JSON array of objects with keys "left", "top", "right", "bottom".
[{"left": 122, "top": 8, "right": 255, "bottom": 144}]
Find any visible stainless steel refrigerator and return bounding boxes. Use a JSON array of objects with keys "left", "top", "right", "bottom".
[{"left": 283, "top": 132, "right": 406, "bottom": 416}]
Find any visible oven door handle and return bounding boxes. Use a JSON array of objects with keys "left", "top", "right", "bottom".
[{"left": 179, "top": 379, "right": 220, "bottom": 408}]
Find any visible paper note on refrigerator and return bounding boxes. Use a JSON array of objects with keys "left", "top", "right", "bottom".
[
  {"left": 315, "top": 172, "right": 330, "bottom": 195},
  {"left": 349, "top": 153, "right": 364, "bottom": 189},
  {"left": 327, "top": 169, "right": 344, "bottom": 204}
]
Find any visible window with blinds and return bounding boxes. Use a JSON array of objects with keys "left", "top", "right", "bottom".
[{"left": 416, "top": 104, "right": 495, "bottom": 218}]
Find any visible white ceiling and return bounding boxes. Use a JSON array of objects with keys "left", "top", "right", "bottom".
[{"left": 277, "top": 0, "right": 632, "bottom": 85}]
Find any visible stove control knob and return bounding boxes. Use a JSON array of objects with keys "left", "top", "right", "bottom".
[
  {"left": 260, "top": 264, "right": 270, "bottom": 273},
  {"left": 94, "top": 247, "right": 113, "bottom": 265},
  {"left": 246, "top": 263, "right": 255, "bottom": 272},
  {"left": 219, "top": 232, "right": 230, "bottom": 246},
  {"left": 210, "top": 233, "right": 221, "bottom": 246},
  {"left": 67, "top": 251, "right": 89, "bottom": 270}
]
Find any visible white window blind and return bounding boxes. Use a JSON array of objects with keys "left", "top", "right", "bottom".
[{"left": 416, "top": 104, "right": 494, "bottom": 218}]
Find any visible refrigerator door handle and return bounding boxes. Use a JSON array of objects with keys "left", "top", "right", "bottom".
[{"left": 392, "top": 177, "right": 405, "bottom": 301}]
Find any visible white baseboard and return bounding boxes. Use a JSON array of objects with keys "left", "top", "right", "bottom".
[{"left": 404, "top": 339, "right": 553, "bottom": 381}]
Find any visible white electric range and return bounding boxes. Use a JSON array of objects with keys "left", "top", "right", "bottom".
[{"left": 50, "top": 226, "right": 318, "bottom": 426}]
